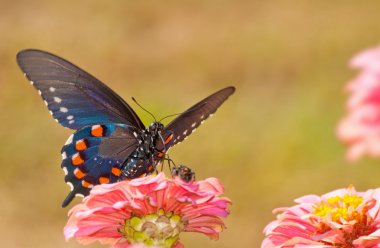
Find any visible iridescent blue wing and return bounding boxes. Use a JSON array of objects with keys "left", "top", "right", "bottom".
[
  {"left": 16, "top": 49, "right": 145, "bottom": 130},
  {"left": 60, "top": 123, "right": 139, "bottom": 207},
  {"left": 162, "top": 86, "right": 235, "bottom": 146}
]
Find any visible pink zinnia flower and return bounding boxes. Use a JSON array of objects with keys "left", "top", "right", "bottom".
[
  {"left": 262, "top": 185, "right": 380, "bottom": 247},
  {"left": 64, "top": 172, "right": 231, "bottom": 248},
  {"left": 338, "top": 44, "right": 380, "bottom": 161}
]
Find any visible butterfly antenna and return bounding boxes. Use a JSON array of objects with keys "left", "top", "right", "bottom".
[
  {"left": 158, "top": 102, "right": 208, "bottom": 122},
  {"left": 132, "top": 97, "right": 157, "bottom": 122},
  {"left": 159, "top": 112, "right": 183, "bottom": 122}
]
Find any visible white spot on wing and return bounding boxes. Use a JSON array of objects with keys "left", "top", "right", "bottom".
[
  {"left": 49, "top": 111, "right": 53, "bottom": 116},
  {"left": 62, "top": 167, "right": 68, "bottom": 175},
  {"left": 38, "top": 90, "right": 42, "bottom": 95},
  {"left": 66, "top": 182, "right": 74, "bottom": 191},
  {"left": 75, "top": 193, "right": 85, "bottom": 198},
  {"left": 61, "top": 152, "right": 67, "bottom": 159},
  {"left": 133, "top": 132, "right": 138, "bottom": 137},
  {"left": 69, "top": 120, "right": 75, "bottom": 124},
  {"left": 92, "top": 125, "right": 101, "bottom": 130},
  {"left": 44, "top": 100, "right": 48, "bottom": 106},
  {"left": 60, "top": 107, "right": 68, "bottom": 113},
  {"left": 54, "top": 97, "right": 62, "bottom": 103},
  {"left": 81, "top": 181, "right": 93, "bottom": 188},
  {"left": 30, "top": 81, "right": 34, "bottom": 85},
  {"left": 55, "top": 119, "right": 59, "bottom": 123},
  {"left": 49, "top": 87, "right": 56, "bottom": 92},
  {"left": 67, "top": 115, "right": 74, "bottom": 120},
  {"left": 65, "top": 134, "right": 74, "bottom": 145},
  {"left": 191, "top": 122, "right": 197, "bottom": 127},
  {"left": 73, "top": 168, "right": 80, "bottom": 175},
  {"left": 200, "top": 114, "right": 205, "bottom": 119},
  {"left": 183, "top": 130, "right": 188, "bottom": 135}
]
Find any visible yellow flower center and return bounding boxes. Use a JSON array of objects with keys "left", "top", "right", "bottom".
[
  {"left": 119, "top": 209, "right": 185, "bottom": 248},
  {"left": 309, "top": 188, "right": 377, "bottom": 247},
  {"left": 313, "top": 194, "right": 363, "bottom": 223}
]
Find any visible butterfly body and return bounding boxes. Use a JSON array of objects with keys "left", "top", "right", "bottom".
[
  {"left": 118, "top": 122, "right": 173, "bottom": 180},
  {"left": 17, "top": 49, "right": 235, "bottom": 207}
]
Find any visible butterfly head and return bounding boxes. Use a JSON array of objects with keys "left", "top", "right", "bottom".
[{"left": 149, "top": 122, "right": 164, "bottom": 134}]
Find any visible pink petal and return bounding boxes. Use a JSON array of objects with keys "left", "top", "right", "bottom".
[{"left": 64, "top": 173, "right": 231, "bottom": 247}]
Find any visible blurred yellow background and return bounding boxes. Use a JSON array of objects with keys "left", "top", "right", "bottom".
[{"left": 2, "top": 1, "right": 380, "bottom": 247}]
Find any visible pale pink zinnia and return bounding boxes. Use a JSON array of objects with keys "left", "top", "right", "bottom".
[
  {"left": 262, "top": 185, "right": 380, "bottom": 247},
  {"left": 338, "top": 44, "right": 380, "bottom": 161},
  {"left": 64, "top": 172, "right": 231, "bottom": 248}
]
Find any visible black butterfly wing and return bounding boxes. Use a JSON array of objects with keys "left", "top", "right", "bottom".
[
  {"left": 16, "top": 49, "right": 144, "bottom": 130},
  {"left": 162, "top": 86, "right": 235, "bottom": 146}
]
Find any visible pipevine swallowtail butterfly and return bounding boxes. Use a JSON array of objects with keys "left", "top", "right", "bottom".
[{"left": 17, "top": 49, "right": 235, "bottom": 207}]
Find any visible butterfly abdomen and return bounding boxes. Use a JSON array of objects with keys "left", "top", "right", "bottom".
[{"left": 119, "top": 154, "right": 150, "bottom": 180}]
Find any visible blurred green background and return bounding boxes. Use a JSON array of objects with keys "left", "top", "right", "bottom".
[{"left": 2, "top": 1, "right": 380, "bottom": 247}]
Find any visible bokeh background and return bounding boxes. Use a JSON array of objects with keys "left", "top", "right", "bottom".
[{"left": 2, "top": 1, "right": 380, "bottom": 247}]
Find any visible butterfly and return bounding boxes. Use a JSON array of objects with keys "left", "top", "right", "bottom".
[{"left": 17, "top": 49, "right": 235, "bottom": 207}]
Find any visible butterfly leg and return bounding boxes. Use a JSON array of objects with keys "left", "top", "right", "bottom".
[
  {"left": 163, "top": 154, "right": 178, "bottom": 173},
  {"left": 156, "top": 156, "right": 171, "bottom": 173}
]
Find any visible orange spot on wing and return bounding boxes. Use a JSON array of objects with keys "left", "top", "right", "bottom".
[
  {"left": 99, "top": 176, "right": 109, "bottom": 184},
  {"left": 72, "top": 153, "right": 84, "bottom": 166},
  {"left": 157, "top": 152, "right": 164, "bottom": 158},
  {"left": 74, "top": 168, "right": 86, "bottom": 179},
  {"left": 112, "top": 167, "right": 121, "bottom": 176},
  {"left": 75, "top": 139, "right": 87, "bottom": 151},
  {"left": 91, "top": 125, "right": 104, "bottom": 137},
  {"left": 148, "top": 165, "right": 153, "bottom": 171},
  {"left": 164, "top": 134, "right": 173, "bottom": 145},
  {"left": 82, "top": 180, "right": 93, "bottom": 188}
]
